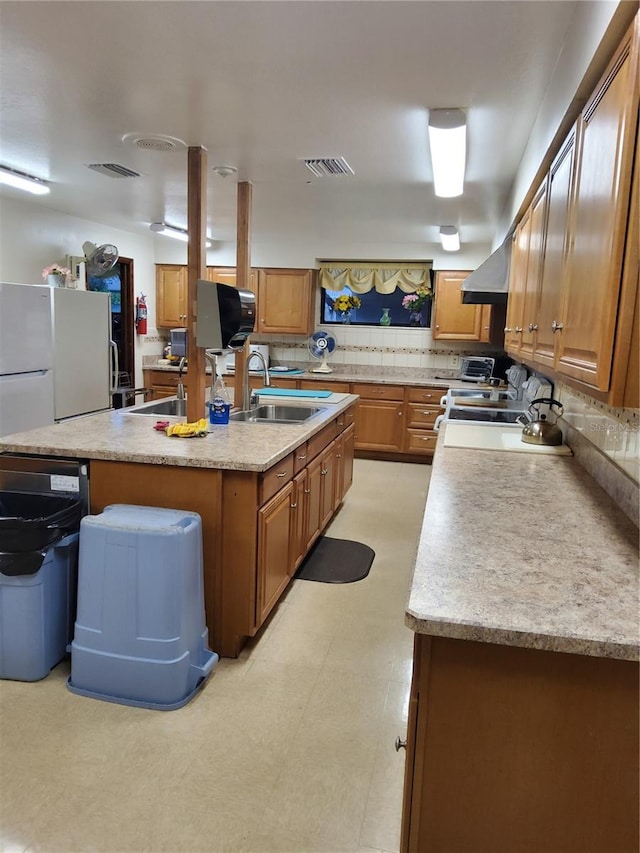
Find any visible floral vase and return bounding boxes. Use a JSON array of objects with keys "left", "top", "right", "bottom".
[
  {"left": 379, "top": 307, "right": 391, "bottom": 326},
  {"left": 340, "top": 311, "right": 352, "bottom": 324},
  {"left": 409, "top": 310, "right": 423, "bottom": 327}
]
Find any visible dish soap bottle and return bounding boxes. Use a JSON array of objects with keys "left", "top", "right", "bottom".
[{"left": 208, "top": 362, "right": 231, "bottom": 427}]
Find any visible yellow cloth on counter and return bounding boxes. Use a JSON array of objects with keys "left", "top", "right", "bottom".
[{"left": 165, "top": 419, "right": 208, "bottom": 438}]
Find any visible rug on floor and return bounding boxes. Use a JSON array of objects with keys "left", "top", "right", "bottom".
[{"left": 295, "top": 536, "right": 375, "bottom": 583}]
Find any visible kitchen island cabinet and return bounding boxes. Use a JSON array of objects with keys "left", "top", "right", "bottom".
[
  {"left": 0, "top": 396, "right": 357, "bottom": 658},
  {"left": 401, "top": 428, "right": 639, "bottom": 853}
]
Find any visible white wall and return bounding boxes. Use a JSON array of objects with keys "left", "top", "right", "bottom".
[{"left": 0, "top": 196, "right": 159, "bottom": 385}]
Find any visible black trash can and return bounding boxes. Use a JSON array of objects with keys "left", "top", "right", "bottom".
[{"left": 0, "top": 491, "right": 82, "bottom": 681}]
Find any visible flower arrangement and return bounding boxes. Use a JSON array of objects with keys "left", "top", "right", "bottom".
[
  {"left": 333, "top": 293, "right": 361, "bottom": 315},
  {"left": 401, "top": 283, "right": 432, "bottom": 312},
  {"left": 42, "top": 263, "right": 71, "bottom": 284}
]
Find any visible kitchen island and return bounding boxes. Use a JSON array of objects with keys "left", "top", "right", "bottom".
[
  {"left": 0, "top": 394, "right": 358, "bottom": 657},
  {"left": 401, "top": 426, "right": 639, "bottom": 853}
]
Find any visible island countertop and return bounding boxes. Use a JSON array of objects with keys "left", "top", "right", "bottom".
[
  {"left": 405, "top": 426, "right": 640, "bottom": 661},
  {"left": 0, "top": 395, "right": 358, "bottom": 472}
]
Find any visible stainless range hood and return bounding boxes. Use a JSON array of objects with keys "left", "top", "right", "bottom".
[{"left": 461, "top": 238, "right": 511, "bottom": 304}]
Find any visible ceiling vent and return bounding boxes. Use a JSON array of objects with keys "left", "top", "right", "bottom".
[
  {"left": 303, "top": 157, "right": 354, "bottom": 177},
  {"left": 87, "top": 163, "right": 141, "bottom": 178},
  {"left": 121, "top": 133, "right": 187, "bottom": 152}
]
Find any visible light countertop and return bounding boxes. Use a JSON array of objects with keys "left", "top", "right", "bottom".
[
  {"left": 406, "top": 425, "right": 639, "bottom": 661},
  {"left": 0, "top": 395, "right": 358, "bottom": 472},
  {"left": 146, "top": 361, "right": 457, "bottom": 388}
]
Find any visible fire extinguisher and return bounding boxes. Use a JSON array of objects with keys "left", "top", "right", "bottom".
[{"left": 135, "top": 293, "right": 147, "bottom": 335}]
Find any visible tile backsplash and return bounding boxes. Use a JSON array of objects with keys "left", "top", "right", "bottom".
[{"left": 257, "top": 324, "right": 498, "bottom": 371}]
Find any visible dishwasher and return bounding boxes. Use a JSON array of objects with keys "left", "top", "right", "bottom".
[{"left": 0, "top": 454, "right": 89, "bottom": 680}]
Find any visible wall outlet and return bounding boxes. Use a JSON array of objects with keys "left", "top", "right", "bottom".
[{"left": 451, "top": 355, "right": 459, "bottom": 367}]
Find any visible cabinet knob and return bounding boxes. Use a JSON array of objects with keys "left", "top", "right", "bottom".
[
  {"left": 321, "top": 469, "right": 328, "bottom": 476},
  {"left": 395, "top": 737, "right": 407, "bottom": 752},
  {"left": 336, "top": 454, "right": 341, "bottom": 459},
  {"left": 551, "top": 320, "right": 564, "bottom": 333},
  {"left": 290, "top": 502, "right": 297, "bottom": 509},
  {"left": 435, "top": 325, "right": 440, "bottom": 330},
  {"left": 528, "top": 323, "right": 538, "bottom": 332},
  {"left": 304, "top": 488, "right": 311, "bottom": 494},
  {"left": 504, "top": 327, "right": 512, "bottom": 333},
  {"left": 514, "top": 327, "right": 523, "bottom": 334}
]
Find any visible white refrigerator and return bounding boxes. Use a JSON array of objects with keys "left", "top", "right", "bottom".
[{"left": 0, "top": 283, "right": 116, "bottom": 437}]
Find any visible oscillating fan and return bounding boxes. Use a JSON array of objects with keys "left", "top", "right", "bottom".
[
  {"left": 82, "top": 241, "right": 119, "bottom": 277},
  {"left": 308, "top": 330, "right": 337, "bottom": 373}
]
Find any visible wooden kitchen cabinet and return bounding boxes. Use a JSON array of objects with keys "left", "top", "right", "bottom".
[
  {"left": 319, "top": 441, "right": 337, "bottom": 531},
  {"left": 256, "top": 481, "right": 295, "bottom": 626},
  {"left": 517, "top": 181, "right": 548, "bottom": 361},
  {"left": 156, "top": 265, "right": 188, "bottom": 328},
  {"left": 352, "top": 383, "right": 405, "bottom": 452},
  {"left": 504, "top": 218, "right": 529, "bottom": 353},
  {"left": 432, "top": 271, "right": 492, "bottom": 342},
  {"left": 143, "top": 368, "right": 181, "bottom": 400},
  {"left": 335, "top": 423, "right": 355, "bottom": 506},
  {"left": 554, "top": 23, "right": 638, "bottom": 392},
  {"left": 401, "top": 634, "right": 639, "bottom": 853},
  {"left": 531, "top": 129, "right": 577, "bottom": 371},
  {"left": 256, "top": 268, "right": 315, "bottom": 335},
  {"left": 206, "top": 267, "right": 259, "bottom": 316},
  {"left": 289, "top": 469, "right": 308, "bottom": 575},
  {"left": 303, "top": 453, "right": 323, "bottom": 553}
]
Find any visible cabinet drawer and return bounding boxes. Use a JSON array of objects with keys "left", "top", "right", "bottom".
[
  {"left": 259, "top": 453, "right": 294, "bottom": 504},
  {"left": 407, "top": 404, "right": 442, "bottom": 429},
  {"left": 299, "top": 380, "right": 350, "bottom": 393},
  {"left": 351, "top": 383, "right": 404, "bottom": 401},
  {"left": 407, "top": 386, "right": 446, "bottom": 403},
  {"left": 336, "top": 404, "right": 356, "bottom": 430},
  {"left": 406, "top": 430, "right": 438, "bottom": 453},
  {"left": 293, "top": 442, "right": 309, "bottom": 474},
  {"left": 146, "top": 370, "right": 179, "bottom": 388},
  {"left": 307, "top": 421, "right": 338, "bottom": 462}
]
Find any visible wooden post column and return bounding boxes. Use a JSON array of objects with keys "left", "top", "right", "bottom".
[
  {"left": 186, "top": 146, "right": 208, "bottom": 422},
  {"left": 233, "top": 181, "right": 253, "bottom": 411}
]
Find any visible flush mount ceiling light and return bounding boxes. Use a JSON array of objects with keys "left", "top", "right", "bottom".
[
  {"left": 211, "top": 165, "right": 238, "bottom": 178},
  {"left": 150, "top": 222, "right": 212, "bottom": 247},
  {"left": 428, "top": 109, "right": 466, "bottom": 198},
  {"left": 0, "top": 164, "right": 50, "bottom": 195},
  {"left": 439, "top": 226, "right": 460, "bottom": 252}
]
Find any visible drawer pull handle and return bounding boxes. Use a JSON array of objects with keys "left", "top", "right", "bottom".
[
  {"left": 297, "top": 454, "right": 307, "bottom": 461},
  {"left": 276, "top": 472, "right": 287, "bottom": 478}
]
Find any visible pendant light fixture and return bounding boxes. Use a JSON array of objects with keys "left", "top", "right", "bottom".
[{"left": 428, "top": 109, "right": 466, "bottom": 198}]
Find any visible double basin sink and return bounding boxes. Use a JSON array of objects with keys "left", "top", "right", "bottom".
[{"left": 124, "top": 397, "right": 325, "bottom": 424}]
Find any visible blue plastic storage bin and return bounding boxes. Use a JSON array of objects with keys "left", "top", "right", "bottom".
[
  {"left": 0, "top": 533, "right": 79, "bottom": 681},
  {"left": 67, "top": 504, "right": 218, "bottom": 710}
]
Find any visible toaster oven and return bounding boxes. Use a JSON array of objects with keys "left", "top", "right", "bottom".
[{"left": 459, "top": 356, "right": 494, "bottom": 382}]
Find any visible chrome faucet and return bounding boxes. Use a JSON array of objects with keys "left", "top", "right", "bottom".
[
  {"left": 243, "top": 350, "right": 271, "bottom": 411},
  {"left": 176, "top": 357, "right": 187, "bottom": 401}
]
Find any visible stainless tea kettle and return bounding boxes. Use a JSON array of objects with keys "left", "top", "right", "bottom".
[{"left": 521, "top": 397, "right": 564, "bottom": 446}]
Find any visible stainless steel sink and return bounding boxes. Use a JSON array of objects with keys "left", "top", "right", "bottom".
[
  {"left": 126, "top": 399, "right": 187, "bottom": 417},
  {"left": 229, "top": 404, "right": 326, "bottom": 424}
]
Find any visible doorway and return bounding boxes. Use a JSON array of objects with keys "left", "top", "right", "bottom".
[{"left": 87, "top": 257, "right": 134, "bottom": 404}]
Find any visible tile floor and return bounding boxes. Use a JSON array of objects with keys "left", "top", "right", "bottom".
[{"left": 0, "top": 459, "right": 431, "bottom": 853}]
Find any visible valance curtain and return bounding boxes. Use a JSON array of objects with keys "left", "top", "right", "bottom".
[{"left": 319, "top": 261, "right": 432, "bottom": 295}]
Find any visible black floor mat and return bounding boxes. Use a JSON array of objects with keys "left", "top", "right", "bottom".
[{"left": 295, "top": 536, "right": 375, "bottom": 584}]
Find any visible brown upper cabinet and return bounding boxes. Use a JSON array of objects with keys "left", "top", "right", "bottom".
[
  {"left": 505, "top": 15, "right": 639, "bottom": 405},
  {"left": 156, "top": 265, "right": 316, "bottom": 335},
  {"left": 432, "top": 271, "right": 492, "bottom": 342}
]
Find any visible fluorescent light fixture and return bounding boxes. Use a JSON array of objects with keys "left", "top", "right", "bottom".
[
  {"left": 150, "top": 222, "right": 212, "bottom": 247},
  {"left": 428, "top": 109, "right": 466, "bottom": 197},
  {"left": 0, "top": 165, "right": 50, "bottom": 195},
  {"left": 439, "top": 226, "right": 460, "bottom": 252}
]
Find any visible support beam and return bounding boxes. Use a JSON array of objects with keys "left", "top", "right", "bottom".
[
  {"left": 234, "top": 181, "right": 253, "bottom": 411},
  {"left": 186, "top": 147, "right": 208, "bottom": 423}
]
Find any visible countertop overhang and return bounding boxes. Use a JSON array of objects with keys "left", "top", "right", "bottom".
[
  {"left": 0, "top": 395, "right": 359, "bottom": 472},
  {"left": 406, "top": 425, "right": 640, "bottom": 661}
]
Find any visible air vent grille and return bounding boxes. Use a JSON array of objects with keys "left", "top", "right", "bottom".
[
  {"left": 304, "top": 157, "right": 354, "bottom": 177},
  {"left": 87, "top": 163, "right": 141, "bottom": 178}
]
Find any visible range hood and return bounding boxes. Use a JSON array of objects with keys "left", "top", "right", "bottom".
[{"left": 461, "top": 238, "right": 511, "bottom": 305}]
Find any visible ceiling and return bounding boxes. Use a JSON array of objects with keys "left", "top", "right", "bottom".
[{"left": 0, "top": 1, "right": 581, "bottom": 257}]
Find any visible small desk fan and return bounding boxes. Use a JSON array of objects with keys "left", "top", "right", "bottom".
[{"left": 308, "top": 330, "right": 337, "bottom": 373}]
